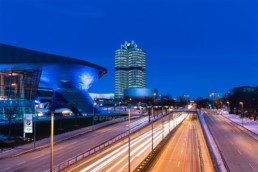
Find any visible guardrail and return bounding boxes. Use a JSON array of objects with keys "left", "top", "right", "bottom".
[
  {"left": 197, "top": 111, "right": 228, "bottom": 172},
  {"left": 52, "top": 116, "right": 150, "bottom": 171},
  {"left": 134, "top": 113, "right": 187, "bottom": 171}
]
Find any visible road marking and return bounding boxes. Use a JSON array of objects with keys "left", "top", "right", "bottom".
[
  {"left": 17, "top": 161, "right": 26, "bottom": 165},
  {"left": 1, "top": 167, "right": 10, "bottom": 172},
  {"left": 70, "top": 141, "right": 78, "bottom": 145},
  {"left": 237, "top": 150, "right": 242, "bottom": 155},
  {"left": 34, "top": 155, "right": 44, "bottom": 159},
  {"left": 249, "top": 163, "right": 255, "bottom": 171},
  {"left": 177, "top": 161, "right": 181, "bottom": 167}
]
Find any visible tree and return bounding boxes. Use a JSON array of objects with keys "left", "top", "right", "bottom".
[
  {"left": 195, "top": 97, "right": 210, "bottom": 109},
  {"left": 3, "top": 101, "right": 20, "bottom": 137}
]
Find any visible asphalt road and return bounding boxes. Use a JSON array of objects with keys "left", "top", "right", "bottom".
[
  {"left": 204, "top": 110, "right": 258, "bottom": 172},
  {"left": 65, "top": 113, "right": 187, "bottom": 172},
  {"left": 0, "top": 116, "right": 150, "bottom": 172},
  {"left": 149, "top": 114, "right": 203, "bottom": 172}
]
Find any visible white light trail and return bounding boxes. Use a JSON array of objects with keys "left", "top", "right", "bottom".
[{"left": 79, "top": 113, "right": 187, "bottom": 172}]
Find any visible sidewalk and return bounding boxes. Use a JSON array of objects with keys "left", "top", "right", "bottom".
[{"left": 218, "top": 110, "right": 258, "bottom": 135}]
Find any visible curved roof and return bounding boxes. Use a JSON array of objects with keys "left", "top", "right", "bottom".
[{"left": 0, "top": 43, "right": 107, "bottom": 73}]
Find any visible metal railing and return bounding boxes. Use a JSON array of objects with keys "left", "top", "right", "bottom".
[{"left": 52, "top": 116, "right": 150, "bottom": 171}]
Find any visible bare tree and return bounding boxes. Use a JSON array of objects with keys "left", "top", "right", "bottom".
[{"left": 3, "top": 104, "right": 19, "bottom": 137}]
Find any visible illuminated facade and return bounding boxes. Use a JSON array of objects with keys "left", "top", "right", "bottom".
[
  {"left": 124, "top": 88, "right": 157, "bottom": 103},
  {"left": 0, "top": 43, "right": 107, "bottom": 118},
  {"left": 114, "top": 41, "right": 146, "bottom": 99}
]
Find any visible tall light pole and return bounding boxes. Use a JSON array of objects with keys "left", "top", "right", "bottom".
[
  {"left": 128, "top": 98, "right": 132, "bottom": 172},
  {"left": 226, "top": 101, "right": 230, "bottom": 112},
  {"left": 92, "top": 101, "right": 96, "bottom": 130},
  {"left": 33, "top": 104, "right": 38, "bottom": 149},
  {"left": 162, "top": 106, "right": 164, "bottom": 139},
  {"left": 167, "top": 107, "right": 171, "bottom": 132},
  {"left": 49, "top": 109, "right": 70, "bottom": 172},
  {"left": 151, "top": 106, "right": 154, "bottom": 152},
  {"left": 210, "top": 92, "right": 215, "bottom": 108},
  {"left": 50, "top": 111, "right": 54, "bottom": 172},
  {"left": 240, "top": 102, "right": 244, "bottom": 126},
  {"left": 153, "top": 92, "right": 156, "bottom": 118}
]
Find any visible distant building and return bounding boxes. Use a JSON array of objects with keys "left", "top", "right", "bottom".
[
  {"left": 124, "top": 88, "right": 157, "bottom": 103},
  {"left": 233, "top": 86, "right": 258, "bottom": 94},
  {"left": 208, "top": 92, "right": 223, "bottom": 100},
  {"left": 114, "top": 41, "right": 146, "bottom": 99}
]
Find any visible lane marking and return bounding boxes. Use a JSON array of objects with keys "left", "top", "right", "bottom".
[
  {"left": 70, "top": 141, "right": 78, "bottom": 145},
  {"left": 17, "top": 161, "right": 26, "bottom": 165},
  {"left": 177, "top": 161, "right": 181, "bottom": 167},
  {"left": 237, "top": 150, "right": 242, "bottom": 155},
  {"left": 249, "top": 163, "right": 255, "bottom": 171},
  {"left": 34, "top": 155, "right": 44, "bottom": 159},
  {"left": 2, "top": 167, "right": 10, "bottom": 172}
]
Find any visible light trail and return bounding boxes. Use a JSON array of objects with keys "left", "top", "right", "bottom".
[{"left": 75, "top": 113, "right": 187, "bottom": 172}]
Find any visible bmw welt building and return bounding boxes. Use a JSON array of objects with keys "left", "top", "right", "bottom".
[{"left": 0, "top": 43, "right": 107, "bottom": 119}]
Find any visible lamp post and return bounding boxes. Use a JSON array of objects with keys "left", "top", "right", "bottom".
[
  {"left": 162, "top": 106, "right": 164, "bottom": 139},
  {"left": 50, "top": 111, "right": 54, "bottom": 172},
  {"left": 92, "top": 101, "right": 96, "bottom": 130},
  {"left": 210, "top": 92, "right": 215, "bottom": 108},
  {"left": 240, "top": 102, "right": 244, "bottom": 126},
  {"left": 168, "top": 108, "right": 171, "bottom": 132},
  {"left": 128, "top": 98, "right": 132, "bottom": 172},
  {"left": 226, "top": 101, "right": 230, "bottom": 112},
  {"left": 33, "top": 104, "right": 38, "bottom": 149},
  {"left": 49, "top": 108, "right": 70, "bottom": 172},
  {"left": 151, "top": 106, "right": 154, "bottom": 152}
]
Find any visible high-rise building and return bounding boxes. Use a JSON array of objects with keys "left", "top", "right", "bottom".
[{"left": 114, "top": 41, "right": 146, "bottom": 99}]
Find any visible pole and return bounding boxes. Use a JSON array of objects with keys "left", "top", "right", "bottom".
[
  {"left": 128, "top": 107, "right": 131, "bottom": 172},
  {"left": 34, "top": 105, "right": 37, "bottom": 149},
  {"left": 51, "top": 112, "right": 54, "bottom": 172},
  {"left": 169, "top": 111, "right": 170, "bottom": 132},
  {"left": 151, "top": 106, "right": 154, "bottom": 152},
  {"left": 162, "top": 107, "right": 164, "bottom": 139},
  {"left": 92, "top": 104, "right": 94, "bottom": 130},
  {"left": 242, "top": 103, "right": 244, "bottom": 126}
]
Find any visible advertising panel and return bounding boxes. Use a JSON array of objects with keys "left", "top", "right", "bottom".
[{"left": 24, "top": 114, "right": 33, "bottom": 133}]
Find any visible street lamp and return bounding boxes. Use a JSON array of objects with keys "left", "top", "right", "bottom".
[
  {"left": 49, "top": 108, "right": 70, "bottom": 172},
  {"left": 153, "top": 92, "right": 156, "bottom": 118},
  {"left": 210, "top": 92, "right": 215, "bottom": 108},
  {"left": 50, "top": 111, "right": 54, "bottom": 171},
  {"left": 240, "top": 102, "right": 244, "bottom": 126},
  {"left": 92, "top": 101, "right": 97, "bottom": 130},
  {"left": 151, "top": 106, "right": 154, "bottom": 152},
  {"left": 226, "top": 101, "right": 230, "bottom": 112},
  {"left": 33, "top": 104, "right": 39, "bottom": 149},
  {"left": 128, "top": 98, "right": 132, "bottom": 172}
]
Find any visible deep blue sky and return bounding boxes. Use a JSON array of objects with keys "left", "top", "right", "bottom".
[{"left": 0, "top": 0, "right": 257, "bottom": 99}]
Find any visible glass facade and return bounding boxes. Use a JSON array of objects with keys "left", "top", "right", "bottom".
[
  {"left": 114, "top": 41, "right": 146, "bottom": 99},
  {"left": 0, "top": 69, "right": 42, "bottom": 120},
  {"left": 0, "top": 43, "right": 107, "bottom": 118}
]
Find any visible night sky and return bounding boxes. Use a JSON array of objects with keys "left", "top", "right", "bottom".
[{"left": 0, "top": 0, "right": 257, "bottom": 99}]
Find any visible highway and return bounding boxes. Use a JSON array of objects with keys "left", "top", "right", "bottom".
[
  {"left": 0, "top": 116, "right": 151, "bottom": 172},
  {"left": 149, "top": 114, "right": 206, "bottom": 172},
  {"left": 204, "top": 110, "right": 258, "bottom": 172},
  {"left": 66, "top": 113, "right": 187, "bottom": 172}
]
